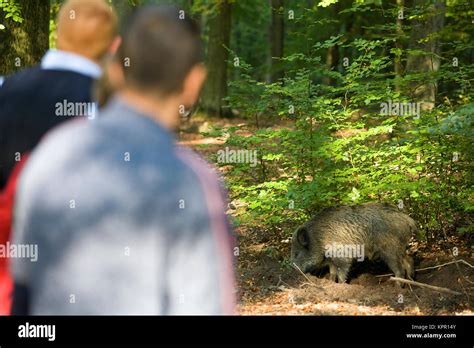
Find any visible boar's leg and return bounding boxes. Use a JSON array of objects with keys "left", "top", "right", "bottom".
[
  {"left": 328, "top": 263, "right": 337, "bottom": 282},
  {"left": 328, "top": 259, "right": 351, "bottom": 283},
  {"left": 336, "top": 260, "right": 352, "bottom": 283},
  {"left": 380, "top": 252, "right": 406, "bottom": 287},
  {"left": 402, "top": 255, "right": 415, "bottom": 280}
]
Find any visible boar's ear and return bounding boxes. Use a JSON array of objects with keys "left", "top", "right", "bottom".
[{"left": 296, "top": 226, "right": 309, "bottom": 248}]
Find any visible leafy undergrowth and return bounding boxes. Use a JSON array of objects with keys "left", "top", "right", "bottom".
[{"left": 178, "top": 115, "right": 474, "bottom": 316}]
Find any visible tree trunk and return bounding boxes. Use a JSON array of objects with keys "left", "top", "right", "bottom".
[
  {"left": 394, "top": 0, "right": 404, "bottom": 91},
  {"left": 200, "top": 0, "right": 232, "bottom": 117},
  {"left": 323, "top": 45, "right": 339, "bottom": 86},
  {"left": 270, "top": 0, "right": 284, "bottom": 83},
  {"left": 406, "top": 0, "right": 445, "bottom": 109},
  {"left": 323, "top": 4, "right": 340, "bottom": 86},
  {"left": 0, "top": 0, "right": 50, "bottom": 75}
]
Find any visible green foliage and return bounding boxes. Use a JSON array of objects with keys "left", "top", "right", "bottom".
[
  {"left": 217, "top": 0, "right": 473, "bottom": 240},
  {"left": 0, "top": 0, "right": 23, "bottom": 23},
  {"left": 49, "top": 1, "right": 61, "bottom": 48}
]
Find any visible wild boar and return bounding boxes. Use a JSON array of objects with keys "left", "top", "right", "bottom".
[{"left": 291, "top": 203, "right": 416, "bottom": 284}]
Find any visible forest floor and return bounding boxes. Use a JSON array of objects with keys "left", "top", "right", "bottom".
[
  {"left": 235, "top": 224, "right": 473, "bottom": 315},
  {"left": 178, "top": 114, "right": 474, "bottom": 316}
]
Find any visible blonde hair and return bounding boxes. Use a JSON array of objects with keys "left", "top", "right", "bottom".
[{"left": 56, "top": 0, "right": 118, "bottom": 61}]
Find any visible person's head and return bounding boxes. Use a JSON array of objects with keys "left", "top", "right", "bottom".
[
  {"left": 56, "top": 0, "right": 119, "bottom": 62},
  {"left": 109, "top": 5, "right": 206, "bottom": 128}
]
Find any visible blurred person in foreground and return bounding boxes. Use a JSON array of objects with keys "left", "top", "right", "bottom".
[
  {"left": 0, "top": 0, "right": 118, "bottom": 315},
  {"left": 11, "top": 5, "right": 236, "bottom": 315}
]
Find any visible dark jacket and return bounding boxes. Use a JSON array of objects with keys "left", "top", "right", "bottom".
[
  {"left": 0, "top": 53, "right": 98, "bottom": 315},
  {"left": 0, "top": 67, "right": 94, "bottom": 188}
]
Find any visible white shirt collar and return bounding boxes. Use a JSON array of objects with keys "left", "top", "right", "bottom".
[
  {"left": 41, "top": 49, "right": 102, "bottom": 79},
  {"left": 0, "top": 76, "right": 4, "bottom": 87}
]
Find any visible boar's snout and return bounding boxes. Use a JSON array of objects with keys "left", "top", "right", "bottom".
[{"left": 291, "top": 225, "right": 321, "bottom": 273}]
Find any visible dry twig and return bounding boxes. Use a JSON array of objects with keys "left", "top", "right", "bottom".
[
  {"left": 389, "top": 277, "right": 462, "bottom": 295},
  {"left": 376, "top": 259, "right": 473, "bottom": 278},
  {"left": 292, "top": 263, "right": 316, "bottom": 284}
]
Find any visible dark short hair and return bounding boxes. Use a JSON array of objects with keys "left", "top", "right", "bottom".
[{"left": 118, "top": 5, "right": 201, "bottom": 95}]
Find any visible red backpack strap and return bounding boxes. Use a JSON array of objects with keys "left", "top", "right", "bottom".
[{"left": 0, "top": 153, "right": 29, "bottom": 315}]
